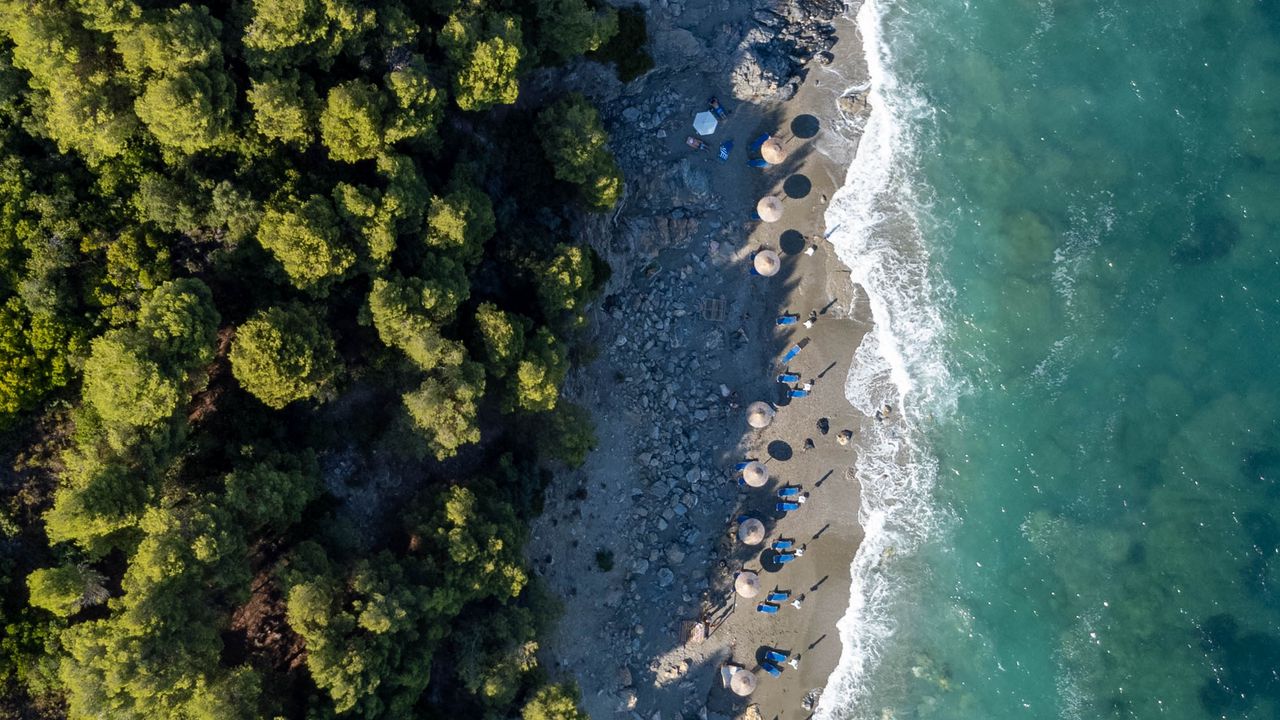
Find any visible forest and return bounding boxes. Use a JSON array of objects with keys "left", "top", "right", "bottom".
[{"left": 0, "top": 0, "right": 636, "bottom": 717}]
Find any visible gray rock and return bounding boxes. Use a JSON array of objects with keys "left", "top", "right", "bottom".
[
  {"left": 658, "top": 567, "right": 675, "bottom": 587},
  {"left": 623, "top": 106, "right": 642, "bottom": 122},
  {"left": 839, "top": 91, "right": 872, "bottom": 119}
]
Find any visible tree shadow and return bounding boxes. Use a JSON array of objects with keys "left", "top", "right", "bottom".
[
  {"left": 767, "top": 440, "right": 793, "bottom": 461},
  {"left": 779, "top": 229, "right": 806, "bottom": 255},
  {"left": 783, "top": 174, "right": 812, "bottom": 199},
  {"left": 791, "top": 114, "right": 820, "bottom": 139}
]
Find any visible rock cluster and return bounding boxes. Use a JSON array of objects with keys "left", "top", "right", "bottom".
[{"left": 730, "top": 0, "right": 842, "bottom": 100}]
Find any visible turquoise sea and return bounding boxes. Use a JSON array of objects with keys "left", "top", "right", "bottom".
[{"left": 821, "top": 0, "right": 1280, "bottom": 718}]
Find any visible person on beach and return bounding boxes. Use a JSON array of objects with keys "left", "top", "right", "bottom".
[
  {"left": 804, "top": 310, "right": 818, "bottom": 328},
  {"left": 802, "top": 438, "right": 815, "bottom": 452},
  {"left": 875, "top": 403, "right": 894, "bottom": 421}
]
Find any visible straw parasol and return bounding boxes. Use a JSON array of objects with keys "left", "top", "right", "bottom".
[
  {"left": 746, "top": 401, "right": 775, "bottom": 429},
  {"left": 737, "top": 517, "right": 766, "bottom": 544},
  {"left": 756, "top": 195, "right": 783, "bottom": 222},
  {"left": 693, "top": 111, "right": 719, "bottom": 136},
  {"left": 753, "top": 250, "right": 781, "bottom": 277},
  {"left": 735, "top": 571, "right": 761, "bottom": 598},
  {"left": 741, "top": 462, "right": 769, "bottom": 488},
  {"left": 730, "top": 668, "right": 758, "bottom": 696},
  {"left": 760, "top": 138, "right": 787, "bottom": 164}
]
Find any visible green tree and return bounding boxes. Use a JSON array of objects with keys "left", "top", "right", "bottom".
[
  {"left": 1, "top": 1, "right": 139, "bottom": 160},
  {"left": 441, "top": 14, "right": 525, "bottom": 111},
  {"left": 230, "top": 304, "right": 340, "bottom": 409},
  {"left": 537, "top": 244, "right": 595, "bottom": 322},
  {"left": 534, "top": 0, "right": 617, "bottom": 62},
  {"left": 26, "top": 564, "right": 108, "bottom": 618},
  {"left": 537, "top": 95, "right": 623, "bottom": 208},
  {"left": 82, "top": 332, "right": 181, "bottom": 430},
  {"left": 135, "top": 70, "right": 234, "bottom": 154},
  {"left": 0, "top": 297, "right": 84, "bottom": 420},
  {"left": 385, "top": 57, "right": 443, "bottom": 145},
  {"left": 403, "top": 362, "right": 485, "bottom": 460},
  {"left": 135, "top": 278, "right": 221, "bottom": 376},
  {"left": 224, "top": 451, "right": 320, "bottom": 532},
  {"left": 511, "top": 328, "right": 565, "bottom": 413},
  {"left": 522, "top": 682, "right": 588, "bottom": 720},
  {"left": 426, "top": 183, "right": 495, "bottom": 264},
  {"left": 242, "top": 0, "right": 375, "bottom": 68},
  {"left": 115, "top": 4, "right": 222, "bottom": 77},
  {"left": 247, "top": 71, "right": 317, "bottom": 145},
  {"left": 474, "top": 303, "right": 528, "bottom": 378},
  {"left": 256, "top": 195, "right": 355, "bottom": 292},
  {"left": 534, "top": 402, "right": 596, "bottom": 468},
  {"left": 367, "top": 273, "right": 467, "bottom": 370},
  {"left": 320, "top": 80, "right": 386, "bottom": 162}
]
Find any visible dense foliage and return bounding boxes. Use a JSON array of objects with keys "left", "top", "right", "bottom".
[{"left": 0, "top": 0, "right": 624, "bottom": 716}]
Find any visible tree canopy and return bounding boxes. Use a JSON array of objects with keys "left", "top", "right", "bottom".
[{"left": 0, "top": 0, "right": 624, "bottom": 715}]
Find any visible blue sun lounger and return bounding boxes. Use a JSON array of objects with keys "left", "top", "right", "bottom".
[
  {"left": 762, "top": 662, "right": 783, "bottom": 677},
  {"left": 776, "top": 314, "right": 798, "bottom": 326},
  {"left": 772, "top": 539, "right": 794, "bottom": 550},
  {"left": 780, "top": 344, "right": 803, "bottom": 364},
  {"left": 719, "top": 140, "right": 733, "bottom": 161},
  {"left": 777, "top": 373, "right": 800, "bottom": 383},
  {"left": 748, "top": 158, "right": 768, "bottom": 168},
  {"left": 757, "top": 603, "right": 780, "bottom": 614},
  {"left": 788, "top": 389, "right": 810, "bottom": 399},
  {"left": 778, "top": 487, "right": 802, "bottom": 498},
  {"left": 750, "top": 133, "right": 770, "bottom": 150},
  {"left": 776, "top": 551, "right": 798, "bottom": 564},
  {"left": 777, "top": 501, "right": 800, "bottom": 512},
  {"left": 766, "top": 591, "right": 789, "bottom": 603},
  {"left": 764, "top": 650, "right": 788, "bottom": 663}
]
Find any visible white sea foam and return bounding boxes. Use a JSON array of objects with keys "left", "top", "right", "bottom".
[{"left": 816, "top": 0, "right": 958, "bottom": 716}]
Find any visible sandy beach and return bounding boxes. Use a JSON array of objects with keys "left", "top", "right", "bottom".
[{"left": 528, "top": 1, "right": 873, "bottom": 717}]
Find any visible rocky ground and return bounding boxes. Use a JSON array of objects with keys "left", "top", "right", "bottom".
[{"left": 526, "top": 0, "right": 874, "bottom": 717}]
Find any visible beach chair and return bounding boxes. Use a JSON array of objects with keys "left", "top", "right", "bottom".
[
  {"left": 788, "top": 389, "right": 809, "bottom": 399},
  {"left": 776, "top": 315, "right": 798, "bottom": 326},
  {"left": 756, "top": 603, "right": 780, "bottom": 614},
  {"left": 776, "top": 373, "right": 800, "bottom": 383},
  {"left": 734, "top": 462, "right": 749, "bottom": 472},
  {"left": 777, "top": 501, "right": 800, "bottom": 512},
  {"left": 764, "top": 650, "right": 788, "bottom": 663},
  {"left": 761, "top": 662, "right": 783, "bottom": 677},
  {"left": 778, "top": 487, "right": 802, "bottom": 498},
  {"left": 776, "top": 552, "right": 797, "bottom": 564},
  {"left": 750, "top": 133, "right": 770, "bottom": 150},
  {"left": 766, "top": 591, "right": 789, "bottom": 603},
  {"left": 748, "top": 158, "right": 768, "bottom": 168},
  {"left": 772, "top": 539, "right": 794, "bottom": 550},
  {"left": 780, "top": 344, "right": 802, "bottom": 364},
  {"left": 718, "top": 140, "right": 733, "bottom": 162}
]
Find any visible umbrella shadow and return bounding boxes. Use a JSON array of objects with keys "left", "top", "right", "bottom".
[
  {"left": 783, "top": 174, "right": 812, "bottom": 199},
  {"left": 779, "top": 229, "right": 806, "bottom": 255},
  {"left": 767, "top": 440, "right": 793, "bottom": 461},
  {"left": 791, "top": 114, "right": 820, "bottom": 139}
]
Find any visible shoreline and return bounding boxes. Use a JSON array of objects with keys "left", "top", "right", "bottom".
[{"left": 529, "top": 0, "right": 875, "bottom": 717}]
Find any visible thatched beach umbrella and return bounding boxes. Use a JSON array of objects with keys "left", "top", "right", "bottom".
[
  {"left": 753, "top": 250, "right": 781, "bottom": 277},
  {"left": 746, "top": 401, "right": 775, "bottom": 429},
  {"left": 760, "top": 139, "right": 787, "bottom": 164},
  {"left": 741, "top": 462, "right": 769, "bottom": 488},
  {"left": 756, "top": 195, "right": 783, "bottom": 222},
  {"left": 735, "top": 571, "right": 761, "bottom": 598},
  {"left": 730, "top": 668, "right": 758, "bottom": 696},
  {"left": 737, "top": 517, "right": 766, "bottom": 545},
  {"left": 693, "top": 111, "right": 719, "bottom": 136}
]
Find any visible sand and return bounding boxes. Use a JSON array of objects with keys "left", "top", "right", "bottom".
[{"left": 530, "top": 6, "right": 874, "bottom": 719}]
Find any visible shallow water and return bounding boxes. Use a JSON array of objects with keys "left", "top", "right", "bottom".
[{"left": 822, "top": 0, "right": 1280, "bottom": 717}]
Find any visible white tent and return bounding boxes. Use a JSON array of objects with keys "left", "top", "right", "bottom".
[{"left": 693, "top": 111, "right": 719, "bottom": 136}]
